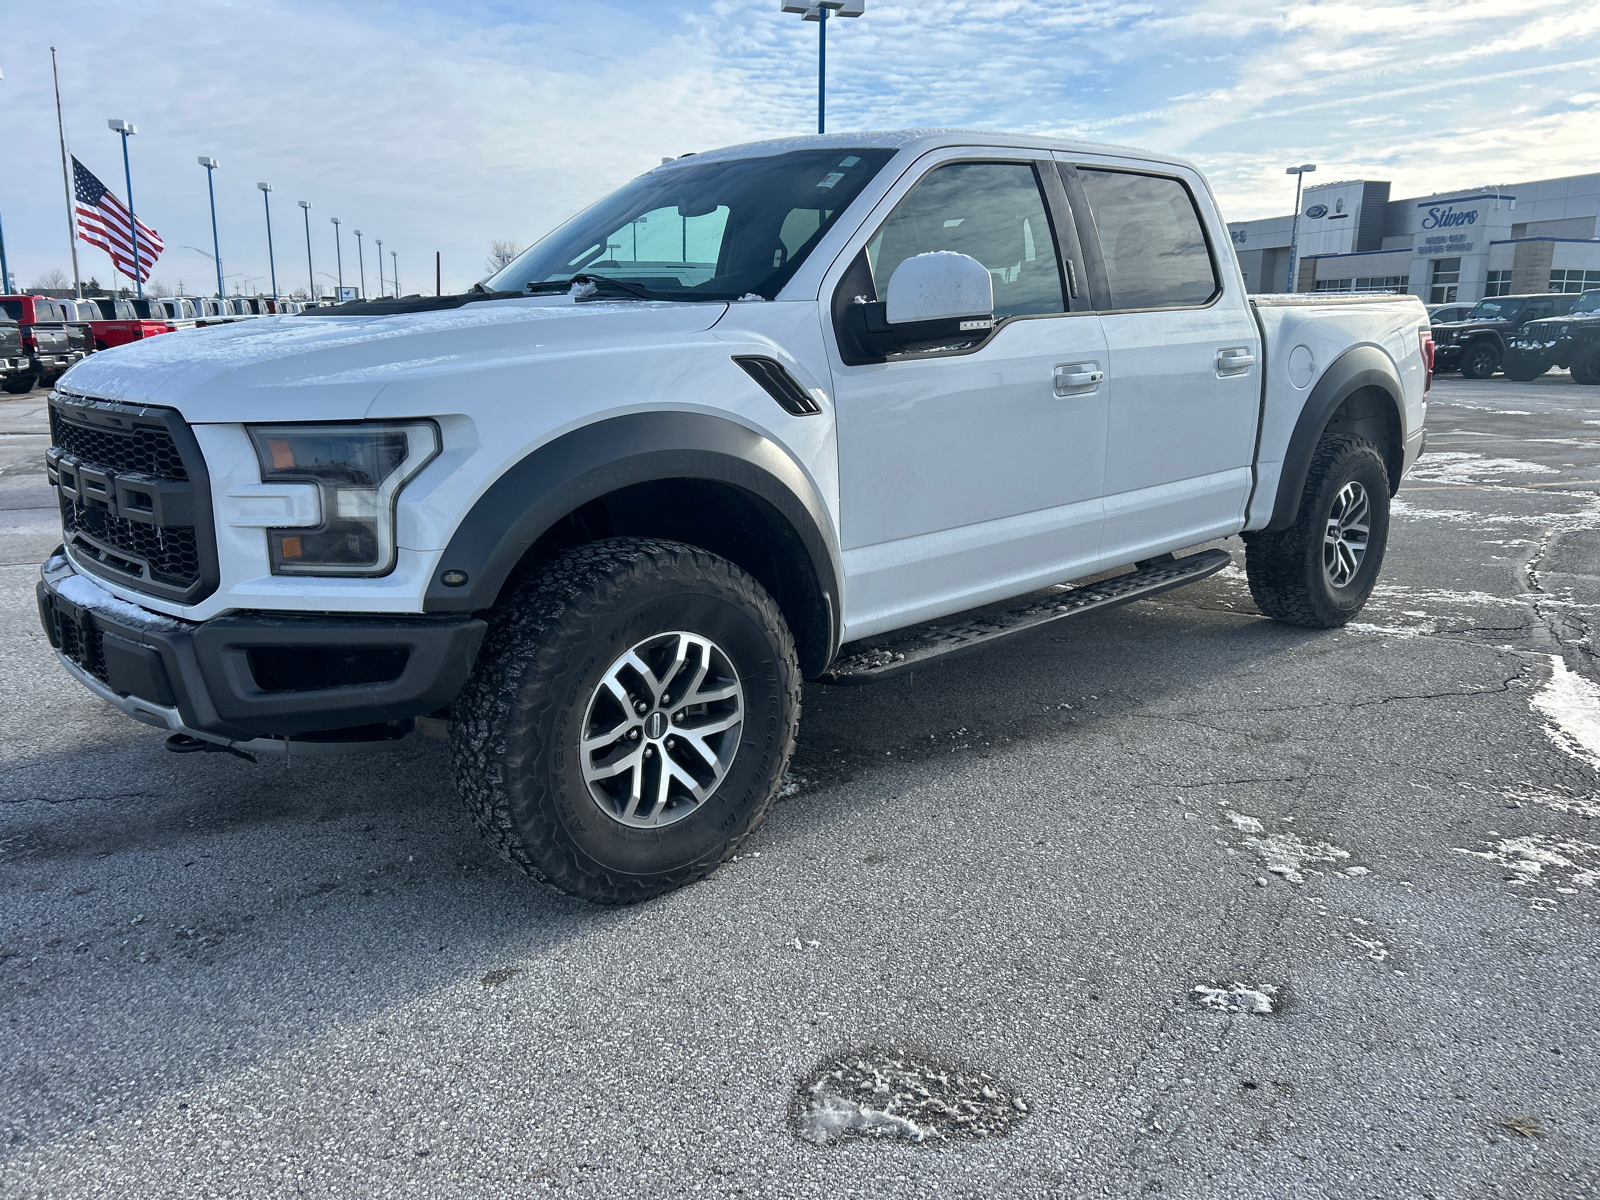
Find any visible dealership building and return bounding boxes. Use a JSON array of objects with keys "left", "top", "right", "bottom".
[{"left": 1227, "top": 171, "right": 1600, "bottom": 304}]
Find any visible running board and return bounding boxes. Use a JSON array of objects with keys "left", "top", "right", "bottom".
[{"left": 818, "top": 548, "right": 1232, "bottom": 685}]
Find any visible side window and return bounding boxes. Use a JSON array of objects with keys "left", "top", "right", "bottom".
[
  {"left": 1077, "top": 169, "right": 1218, "bottom": 310},
  {"left": 1523, "top": 300, "right": 1554, "bottom": 321},
  {"left": 866, "top": 161, "right": 1064, "bottom": 321}
]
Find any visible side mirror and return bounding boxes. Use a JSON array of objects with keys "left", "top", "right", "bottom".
[{"left": 885, "top": 251, "right": 994, "bottom": 329}]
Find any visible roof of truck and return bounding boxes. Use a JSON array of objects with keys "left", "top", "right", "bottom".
[{"left": 651, "top": 128, "right": 1198, "bottom": 175}]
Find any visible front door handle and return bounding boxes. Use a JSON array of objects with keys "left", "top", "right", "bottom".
[
  {"left": 1216, "top": 347, "right": 1256, "bottom": 376},
  {"left": 1054, "top": 361, "right": 1104, "bottom": 396}
]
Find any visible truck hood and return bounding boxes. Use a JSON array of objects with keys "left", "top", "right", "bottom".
[{"left": 56, "top": 296, "right": 730, "bottom": 423}]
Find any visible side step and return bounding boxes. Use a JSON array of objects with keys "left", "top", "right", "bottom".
[{"left": 818, "top": 548, "right": 1232, "bottom": 685}]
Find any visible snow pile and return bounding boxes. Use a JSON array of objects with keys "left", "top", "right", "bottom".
[
  {"left": 1407, "top": 451, "right": 1556, "bottom": 485},
  {"left": 1190, "top": 982, "right": 1279, "bottom": 1014},
  {"left": 1531, "top": 655, "right": 1600, "bottom": 773},
  {"left": 793, "top": 1049, "right": 1026, "bottom": 1146}
]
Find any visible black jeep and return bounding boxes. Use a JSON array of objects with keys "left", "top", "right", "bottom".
[
  {"left": 1432, "top": 292, "right": 1579, "bottom": 379},
  {"left": 1505, "top": 290, "right": 1600, "bottom": 384}
]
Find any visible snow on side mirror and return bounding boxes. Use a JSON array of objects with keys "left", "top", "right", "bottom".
[{"left": 885, "top": 251, "right": 994, "bottom": 328}]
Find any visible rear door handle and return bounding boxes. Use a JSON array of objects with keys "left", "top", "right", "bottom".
[
  {"left": 1054, "top": 361, "right": 1104, "bottom": 396},
  {"left": 1216, "top": 347, "right": 1256, "bottom": 376}
]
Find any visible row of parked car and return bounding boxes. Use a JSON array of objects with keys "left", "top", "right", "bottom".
[
  {"left": 0, "top": 293, "right": 311, "bottom": 394},
  {"left": 1426, "top": 289, "right": 1600, "bottom": 383}
]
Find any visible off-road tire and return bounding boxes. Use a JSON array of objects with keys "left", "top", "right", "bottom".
[
  {"left": 449, "top": 537, "right": 801, "bottom": 904},
  {"left": 1503, "top": 355, "right": 1548, "bottom": 383},
  {"left": 1460, "top": 341, "right": 1500, "bottom": 379},
  {"left": 1571, "top": 348, "right": 1600, "bottom": 386},
  {"left": 1243, "top": 434, "right": 1391, "bottom": 629}
]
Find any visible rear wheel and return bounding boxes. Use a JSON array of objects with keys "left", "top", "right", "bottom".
[
  {"left": 2, "top": 372, "right": 37, "bottom": 395},
  {"left": 1244, "top": 434, "right": 1391, "bottom": 629},
  {"left": 1460, "top": 341, "right": 1500, "bottom": 379},
  {"left": 450, "top": 538, "right": 801, "bottom": 904}
]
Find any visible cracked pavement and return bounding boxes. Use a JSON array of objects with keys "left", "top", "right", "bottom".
[{"left": 2, "top": 374, "right": 1598, "bottom": 1198}]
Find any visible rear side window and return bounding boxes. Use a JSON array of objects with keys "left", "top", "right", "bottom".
[
  {"left": 0, "top": 301, "right": 20, "bottom": 320},
  {"left": 866, "top": 161, "right": 1064, "bottom": 321},
  {"left": 1077, "top": 169, "right": 1218, "bottom": 310}
]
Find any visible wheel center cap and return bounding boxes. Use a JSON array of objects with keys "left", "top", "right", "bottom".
[{"left": 645, "top": 711, "right": 669, "bottom": 740}]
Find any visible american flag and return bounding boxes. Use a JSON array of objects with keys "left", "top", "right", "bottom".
[{"left": 73, "top": 156, "right": 163, "bottom": 283}]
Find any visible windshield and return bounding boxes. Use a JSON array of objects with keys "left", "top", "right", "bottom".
[
  {"left": 486, "top": 148, "right": 897, "bottom": 302},
  {"left": 1466, "top": 298, "right": 1524, "bottom": 321},
  {"left": 1573, "top": 290, "right": 1600, "bottom": 316}
]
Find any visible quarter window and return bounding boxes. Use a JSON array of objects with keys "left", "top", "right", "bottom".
[
  {"left": 865, "top": 162, "right": 1064, "bottom": 321},
  {"left": 1076, "top": 169, "right": 1218, "bottom": 310}
]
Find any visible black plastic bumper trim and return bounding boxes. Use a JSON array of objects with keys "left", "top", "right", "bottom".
[{"left": 39, "top": 557, "right": 486, "bottom": 740}]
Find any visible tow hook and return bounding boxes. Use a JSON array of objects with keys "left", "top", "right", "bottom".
[{"left": 164, "top": 733, "right": 257, "bottom": 763}]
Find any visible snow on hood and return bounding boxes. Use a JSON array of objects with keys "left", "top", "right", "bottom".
[{"left": 56, "top": 296, "right": 728, "bottom": 423}]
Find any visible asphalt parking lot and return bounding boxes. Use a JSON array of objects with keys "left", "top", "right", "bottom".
[{"left": 2, "top": 373, "right": 1598, "bottom": 1199}]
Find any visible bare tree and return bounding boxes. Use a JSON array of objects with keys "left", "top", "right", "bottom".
[
  {"left": 29, "top": 268, "right": 70, "bottom": 291},
  {"left": 146, "top": 278, "right": 175, "bottom": 298},
  {"left": 486, "top": 239, "right": 525, "bottom": 275}
]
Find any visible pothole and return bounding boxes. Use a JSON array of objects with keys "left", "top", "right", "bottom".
[
  {"left": 1189, "top": 982, "right": 1282, "bottom": 1014},
  {"left": 791, "top": 1047, "right": 1027, "bottom": 1146}
]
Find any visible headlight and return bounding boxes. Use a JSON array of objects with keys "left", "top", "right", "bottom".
[{"left": 248, "top": 421, "right": 439, "bottom": 576}]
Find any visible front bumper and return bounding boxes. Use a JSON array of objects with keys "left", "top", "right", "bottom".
[
  {"left": 37, "top": 552, "right": 486, "bottom": 749},
  {"left": 1433, "top": 344, "right": 1462, "bottom": 369}
]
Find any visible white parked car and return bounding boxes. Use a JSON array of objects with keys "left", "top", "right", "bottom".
[{"left": 39, "top": 130, "right": 1431, "bottom": 902}]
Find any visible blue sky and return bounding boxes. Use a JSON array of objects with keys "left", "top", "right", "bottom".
[{"left": 3, "top": 0, "right": 1597, "bottom": 296}]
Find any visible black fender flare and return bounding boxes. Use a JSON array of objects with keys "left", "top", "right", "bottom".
[
  {"left": 421, "top": 410, "right": 842, "bottom": 667},
  {"left": 1263, "top": 344, "right": 1405, "bottom": 532}
]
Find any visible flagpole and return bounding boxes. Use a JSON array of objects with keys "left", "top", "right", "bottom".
[{"left": 51, "top": 48, "right": 83, "bottom": 300}]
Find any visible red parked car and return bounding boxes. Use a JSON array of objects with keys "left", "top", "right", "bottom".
[
  {"left": 82, "top": 297, "right": 172, "bottom": 350},
  {"left": 0, "top": 295, "right": 83, "bottom": 393}
]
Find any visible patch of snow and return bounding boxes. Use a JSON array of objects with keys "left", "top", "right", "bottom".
[
  {"left": 776, "top": 773, "right": 807, "bottom": 800},
  {"left": 567, "top": 281, "right": 598, "bottom": 299},
  {"left": 1501, "top": 786, "right": 1600, "bottom": 819},
  {"left": 1531, "top": 655, "right": 1600, "bottom": 773},
  {"left": 1347, "top": 621, "right": 1435, "bottom": 637},
  {"left": 1229, "top": 811, "right": 1352, "bottom": 883},
  {"left": 1408, "top": 451, "right": 1556, "bottom": 485},
  {"left": 53, "top": 573, "right": 182, "bottom": 631},
  {"left": 1190, "top": 982, "right": 1278, "bottom": 1014},
  {"left": 735, "top": 293, "right": 768, "bottom": 302},
  {"left": 1455, "top": 833, "right": 1600, "bottom": 906},
  {"left": 793, "top": 1048, "right": 1026, "bottom": 1146},
  {"left": 1348, "top": 932, "right": 1390, "bottom": 961}
]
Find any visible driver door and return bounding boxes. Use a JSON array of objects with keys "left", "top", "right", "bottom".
[{"left": 825, "top": 151, "right": 1108, "bottom": 641}]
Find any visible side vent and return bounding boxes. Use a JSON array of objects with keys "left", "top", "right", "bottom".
[{"left": 732, "top": 355, "right": 824, "bottom": 416}]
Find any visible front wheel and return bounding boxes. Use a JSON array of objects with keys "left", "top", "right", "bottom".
[
  {"left": 1503, "top": 354, "right": 1549, "bottom": 383},
  {"left": 1244, "top": 435, "right": 1391, "bottom": 629},
  {"left": 1571, "top": 348, "right": 1600, "bottom": 385},
  {"left": 1460, "top": 341, "right": 1500, "bottom": 379},
  {"left": 450, "top": 538, "right": 801, "bottom": 904}
]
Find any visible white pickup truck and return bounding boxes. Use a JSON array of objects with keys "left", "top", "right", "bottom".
[{"left": 37, "top": 130, "right": 1431, "bottom": 903}]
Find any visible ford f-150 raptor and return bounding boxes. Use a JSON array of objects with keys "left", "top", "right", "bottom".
[{"left": 36, "top": 130, "right": 1431, "bottom": 903}]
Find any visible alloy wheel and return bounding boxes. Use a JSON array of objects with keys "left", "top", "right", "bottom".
[
  {"left": 579, "top": 631, "right": 744, "bottom": 829},
  {"left": 1323, "top": 480, "right": 1370, "bottom": 589}
]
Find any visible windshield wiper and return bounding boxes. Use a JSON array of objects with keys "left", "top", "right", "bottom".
[{"left": 525, "top": 274, "right": 671, "bottom": 302}]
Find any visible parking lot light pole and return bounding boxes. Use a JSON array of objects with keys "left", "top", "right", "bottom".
[
  {"left": 780, "top": 1, "right": 864, "bottom": 135},
  {"left": 331, "top": 217, "right": 344, "bottom": 298},
  {"left": 198, "top": 157, "right": 224, "bottom": 300},
  {"left": 353, "top": 229, "right": 366, "bottom": 298},
  {"left": 108, "top": 120, "right": 143, "bottom": 298},
  {"left": 391, "top": 249, "right": 399, "bottom": 297},
  {"left": 0, "top": 68, "right": 11, "bottom": 294},
  {"left": 257, "top": 183, "right": 278, "bottom": 299},
  {"left": 1284, "top": 163, "right": 1316, "bottom": 293},
  {"left": 297, "top": 200, "right": 315, "bottom": 301},
  {"left": 375, "top": 238, "right": 383, "bottom": 297}
]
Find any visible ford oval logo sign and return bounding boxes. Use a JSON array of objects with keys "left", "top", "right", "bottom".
[{"left": 1304, "top": 204, "right": 1328, "bottom": 219}]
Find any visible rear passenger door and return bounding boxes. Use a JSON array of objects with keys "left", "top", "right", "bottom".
[{"left": 1056, "top": 158, "right": 1261, "bottom": 564}]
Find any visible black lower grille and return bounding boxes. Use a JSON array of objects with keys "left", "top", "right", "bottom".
[
  {"left": 47, "top": 392, "right": 217, "bottom": 604},
  {"left": 50, "top": 602, "right": 108, "bottom": 683},
  {"left": 63, "top": 496, "right": 201, "bottom": 587}
]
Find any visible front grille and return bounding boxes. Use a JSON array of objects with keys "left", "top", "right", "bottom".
[
  {"left": 47, "top": 392, "right": 218, "bottom": 604},
  {"left": 49, "top": 409, "right": 189, "bottom": 479}
]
